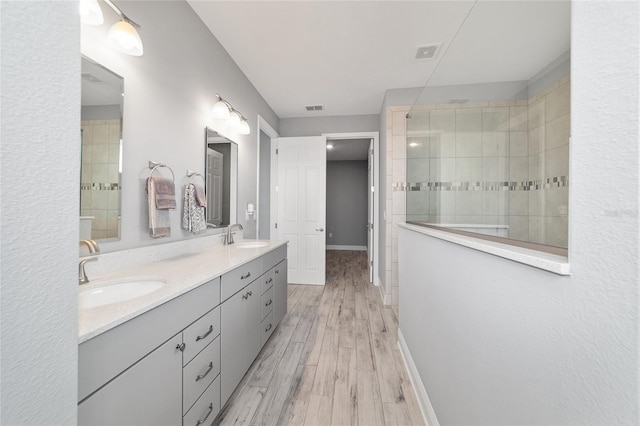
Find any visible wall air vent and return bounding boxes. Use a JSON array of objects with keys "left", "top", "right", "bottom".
[
  {"left": 449, "top": 99, "right": 469, "bottom": 104},
  {"left": 305, "top": 105, "right": 324, "bottom": 112},
  {"left": 415, "top": 43, "right": 442, "bottom": 60}
]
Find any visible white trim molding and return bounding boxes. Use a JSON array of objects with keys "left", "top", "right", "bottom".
[
  {"left": 398, "top": 329, "right": 440, "bottom": 426},
  {"left": 326, "top": 245, "right": 367, "bottom": 251}
]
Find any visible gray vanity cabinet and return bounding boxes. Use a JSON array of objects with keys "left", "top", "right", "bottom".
[
  {"left": 78, "top": 334, "right": 183, "bottom": 426},
  {"left": 273, "top": 259, "right": 288, "bottom": 327},
  {"left": 220, "top": 278, "right": 262, "bottom": 404}
]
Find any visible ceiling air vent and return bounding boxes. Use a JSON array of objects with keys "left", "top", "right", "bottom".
[
  {"left": 305, "top": 105, "right": 324, "bottom": 112},
  {"left": 415, "top": 43, "right": 442, "bottom": 60}
]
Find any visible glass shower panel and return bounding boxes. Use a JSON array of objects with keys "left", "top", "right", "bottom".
[{"left": 406, "top": 68, "right": 570, "bottom": 249}]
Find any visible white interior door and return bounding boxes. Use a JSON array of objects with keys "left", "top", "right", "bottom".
[
  {"left": 367, "top": 140, "right": 374, "bottom": 283},
  {"left": 276, "top": 136, "right": 326, "bottom": 285}
]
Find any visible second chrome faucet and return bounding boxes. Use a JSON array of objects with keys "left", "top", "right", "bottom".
[{"left": 224, "top": 223, "right": 243, "bottom": 245}]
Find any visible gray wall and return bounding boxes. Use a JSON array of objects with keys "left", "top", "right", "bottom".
[
  {"left": 81, "top": 1, "right": 279, "bottom": 251},
  {"left": 258, "top": 130, "right": 271, "bottom": 239},
  {"left": 326, "top": 161, "right": 368, "bottom": 247},
  {"left": 1, "top": 1, "right": 80, "bottom": 424},
  {"left": 398, "top": 2, "right": 639, "bottom": 424},
  {"left": 279, "top": 114, "right": 379, "bottom": 136}
]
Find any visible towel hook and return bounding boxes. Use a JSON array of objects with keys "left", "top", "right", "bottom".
[{"left": 148, "top": 161, "right": 175, "bottom": 182}]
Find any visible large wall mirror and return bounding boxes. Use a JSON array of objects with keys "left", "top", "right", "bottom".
[
  {"left": 80, "top": 56, "right": 123, "bottom": 242},
  {"left": 205, "top": 128, "right": 238, "bottom": 227}
]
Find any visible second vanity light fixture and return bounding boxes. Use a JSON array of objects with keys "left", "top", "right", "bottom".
[
  {"left": 79, "top": 0, "right": 144, "bottom": 57},
  {"left": 212, "top": 94, "right": 251, "bottom": 135}
]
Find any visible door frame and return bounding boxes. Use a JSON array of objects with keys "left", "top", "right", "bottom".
[
  {"left": 256, "top": 115, "right": 279, "bottom": 240},
  {"left": 323, "top": 131, "right": 380, "bottom": 286}
]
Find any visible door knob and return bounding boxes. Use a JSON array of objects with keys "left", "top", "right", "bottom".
[{"left": 316, "top": 228, "right": 324, "bottom": 232}]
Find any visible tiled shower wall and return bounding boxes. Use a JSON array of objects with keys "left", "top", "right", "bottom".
[
  {"left": 386, "top": 77, "right": 570, "bottom": 306},
  {"left": 80, "top": 119, "right": 121, "bottom": 239}
]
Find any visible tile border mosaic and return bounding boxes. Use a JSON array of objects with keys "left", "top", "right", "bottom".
[{"left": 394, "top": 176, "right": 569, "bottom": 191}]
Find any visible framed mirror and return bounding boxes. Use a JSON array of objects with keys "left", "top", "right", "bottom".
[
  {"left": 80, "top": 56, "right": 123, "bottom": 242},
  {"left": 205, "top": 128, "right": 238, "bottom": 227}
]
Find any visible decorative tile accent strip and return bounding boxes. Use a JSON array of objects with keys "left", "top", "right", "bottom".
[
  {"left": 394, "top": 176, "right": 569, "bottom": 191},
  {"left": 81, "top": 182, "right": 121, "bottom": 191}
]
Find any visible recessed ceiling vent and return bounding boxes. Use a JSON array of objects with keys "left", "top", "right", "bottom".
[
  {"left": 305, "top": 105, "right": 324, "bottom": 112},
  {"left": 415, "top": 43, "right": 442, "bottom": 60}
]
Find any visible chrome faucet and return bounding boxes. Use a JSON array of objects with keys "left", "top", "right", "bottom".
[
  {"left": 224, "top": 223, "right": 244, "bottom": 245},
  {"left": 80, "top": 239, "right": 100, "bottom": 254},
  {"left": 79, "top": 257, "right": 98, "bottom": 285}
]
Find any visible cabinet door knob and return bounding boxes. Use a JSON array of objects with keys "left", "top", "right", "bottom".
[{"left": 176, "top": 343, "right": 186, "bottom": 352}]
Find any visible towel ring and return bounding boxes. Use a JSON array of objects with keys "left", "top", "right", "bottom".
[
  {"left": 187, "top": 170, "right": 205, "bottom": 184},
  {"left": 148, "top": 161, "right": 175, "bottom": 182}
]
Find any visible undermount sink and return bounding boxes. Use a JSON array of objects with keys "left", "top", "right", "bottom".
[
  {"left": 79, "top": 278, "right": 166, "bottom": 309},
  {"left": 234, "top": 241, "right": 269, "bottom": 249}
]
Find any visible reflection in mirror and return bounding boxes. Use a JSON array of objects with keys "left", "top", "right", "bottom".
[
  {"left": 80, "top": 56, "right": 123, "bottom": 242},
  {"left": 205, "top": 128, "right": 238, "bottom": 227}
]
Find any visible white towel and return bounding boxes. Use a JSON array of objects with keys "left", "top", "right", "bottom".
[
  {"left": 147, "top": 177, "right": 171, "bottom": 238},
  {"left": 182, "top": 183, "right": 207, "bottom": 233}
]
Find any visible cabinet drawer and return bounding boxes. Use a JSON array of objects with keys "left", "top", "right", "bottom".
[
  {"left": 261, "top": 286, "right": 274, "bottom": 320},
  {"left": 262, "top": 245, "right": 287, "bottom": 273},
  {"left": 261, "top": 269, "right": 274, "bottom": 294},
  {"left": 183, "top": 336, "right": 220, "bottom": 415},
  {"left": 182, "top": 306, "right": 220, "bottom": 366},
  {"left": 261, "top": 310, "right": 275, "bottom": 346},
  {"left": 221, "top": 258, "right": 261, "bottom": 302},
  {"left": 183, "top": 376, "right": 220, "bottom": 426}
]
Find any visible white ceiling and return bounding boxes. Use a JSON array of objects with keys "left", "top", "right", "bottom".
[{"left": 188, "top": 1, "right": 570, "bottom": 119}]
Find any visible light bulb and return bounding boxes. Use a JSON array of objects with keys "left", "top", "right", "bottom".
[
  {"left": 108, "top": 20, "right": 143, "bottom": 56},
  {"left": 212, "top": 100, "right": 230, "bottom": 119},
  {"left": 227, "top": 110, "right": 241, "bottom": 129},
  {"left": 79, "top": 0, "right": 104, "bottom": 25},
  {"left": 238, "top": 119, "right": 250, "bottom": 135}
]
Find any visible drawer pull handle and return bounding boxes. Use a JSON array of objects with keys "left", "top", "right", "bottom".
[
  {"left": 241, "top": 272, "right": 251, "bottom": 280},
  {"left": 275, "top": 270, "right": 279, "bottom": 274},
  {"left": 195, "top": 325, "right": 214, "bottom": 342},
  {"left": 176, "top": 343, "right": 186, "bottom": 352},
  {"left": 265, "top": 323, "right": 273, "bottom": 332},
  {"left": 196, "top": 362, "right": 214, "bottom": 382},
  {"left": 196, "top": 403, "right": 214, "bottom": 425},
  {"left": 242, "top": 293, "right": 248, "bottom": 300},
  {"left": 265, "top": 299, "right": 273, "bottom": 307},
  {"left": 266, "top": 278, "right": 273, "bottom": 284},
  {"left": 248, "top": 291, "right": 253, "bottom": 296}
]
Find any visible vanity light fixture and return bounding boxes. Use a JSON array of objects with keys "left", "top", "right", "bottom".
[
  {"left": 212, "top": 94, "right": 250, "bottom": 135},
  {"left": 79, "top": 0, "right": 104, "bottom": 25},
  {"left": 103, "top": 0, "right": 143, "bottom": 56},
  {"left": 80, "top": 0, "right": 144, "bottom": 56}
]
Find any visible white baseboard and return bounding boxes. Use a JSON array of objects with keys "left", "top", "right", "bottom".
[
  {"left": 326, "top": 245, "right": 367, "bottom": 251},
  {"left": 397, "top": 330, "right": 440, "bottom": 426},
  {"left": 377, "top": 283, "right": 391, "bottom": 305}
]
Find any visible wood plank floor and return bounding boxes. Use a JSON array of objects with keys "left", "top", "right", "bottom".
[{"left": 214, "top": 250, "right": 424, "bottom": 426}]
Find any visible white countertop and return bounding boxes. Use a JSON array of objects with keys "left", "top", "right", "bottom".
[{"left": 78, "top": 239, "right": 287, "bottom": 343}]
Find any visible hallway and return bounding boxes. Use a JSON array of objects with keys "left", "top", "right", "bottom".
[{"left": 216, "top": 250, "right": 424, "bottom": 426}]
